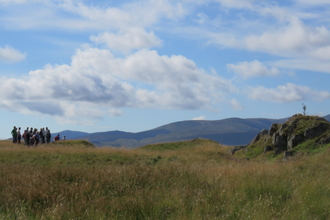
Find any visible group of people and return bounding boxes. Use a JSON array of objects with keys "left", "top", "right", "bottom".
[{"left": 10, "top": 126, "right": 58, "bottom": 146}]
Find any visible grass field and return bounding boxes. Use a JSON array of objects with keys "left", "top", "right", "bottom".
[{"left": 0, "top": 139, "right": 330, "bottom": 219}]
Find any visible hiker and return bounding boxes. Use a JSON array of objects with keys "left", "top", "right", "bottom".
[
  {"left": 17, "top": 127, "right": 21, "bottom": 144},
  {"left": 22, "top": 130, "right": 28, "bottom": 146},
  {"left": 42, "top": 128, "right": 46, "bottom": 143},
  {"left": 11, "top": 126, "right": 17, "bottom": 143},
  {"left": 62, "top": 136, "right": 66, "bottom": 140},
  {"left": 39, "top": 128, "right": 44, "bottom": 144},
  {"left": 46, "top": 129, "right": 51, "bottom": 143},
  {"left": 32, "top": 132, "right": 40, "bottom": 146},
  {"left": 54, "top": 134, "right": 60, "bottom": 141}
]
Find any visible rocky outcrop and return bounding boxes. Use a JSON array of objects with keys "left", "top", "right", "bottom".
[{"left": 246, "top": 115, "right": 330, "bottom": 156}]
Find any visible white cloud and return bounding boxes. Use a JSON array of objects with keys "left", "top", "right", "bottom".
[
  {"left": 0, "top": 46, "right": 236, "bottom": 123},
  {"left": 0, "top": 0, "right": 44, "bottom": 4},
  {"left": 0, "top": 0, "right": 186, "bottom": 32},
  {"left": 214, "top": 0, "right": 261, "bottom": 9},
  {"left": 247, "top": 83, "right": 330, "bottom": 103},
  {"left": 273, "top": 58, "right": 330, "bottom": 73},
  {"left": 109, "top": 108, "right": 123, "bottom": 117},
  {"left": 294, "top": 0, "right": 330, "bottom": 5},
  {"left": 230, "top": 98, "right": 243, "bottom": 111},
  {"left": 244, "top": 17, "right": 330, "bottom": 58},
  {"left": 227, "top": 60, "right": 281, "bottom": 78},
  {"left": 90, "top": 28, "right": 162, "bottom": 53},
  {"left": 0, "top": 46, "right": 25, "bottom": 63},
  {"left": 191, "top": 116, "right": 207, "bottom": 120},
  {"left": 59, "top": 0, "right": 187, "bottom": 29}
]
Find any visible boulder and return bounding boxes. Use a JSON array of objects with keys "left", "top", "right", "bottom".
[
  {"left": 272, "top": 133, "right": 287, "bottom": 151},
  {"left": 268, "top": 123, "right": 278, "bottom": 136},
  {"left": 304, "top": 122, "right": 330, "bottom": 139},
  {"left": 278, "top": 124, "right": 288, "bottom": 136},
  {"left": 287, "top": 134, "right": 305, "bottom": 150},
  {"left": 263, "top": 145, "right": 273, "bottom": 154}
]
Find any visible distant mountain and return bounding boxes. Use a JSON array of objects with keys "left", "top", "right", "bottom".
[
  {"left": 73, "top": 117, "right": 288, "bottom": 148},
  {"left": 52, "top": 130, "right": 89, "bottom": 140},
  {"left": 324, "top": 114, "right": 330, "bottom": 122}
]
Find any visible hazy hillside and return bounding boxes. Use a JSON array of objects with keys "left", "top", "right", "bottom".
[
  {"left": 74, "top": 117, "right": 287, "bottom": 148},
  {"left": 51, "top": 130, "right": 89, "bottom": 140}
]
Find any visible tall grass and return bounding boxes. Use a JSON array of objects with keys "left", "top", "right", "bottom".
[{"left": 0, "top": 140, "right": 330, "bottom": 219}]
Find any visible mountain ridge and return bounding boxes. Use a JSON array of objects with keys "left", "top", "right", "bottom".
[{"left": 54, "top": 114, "right": 330, "bottom": 148}]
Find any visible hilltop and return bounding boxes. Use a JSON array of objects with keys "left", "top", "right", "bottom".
[{"left": 231, "top": 114, "right": 330, "bottom": 159}]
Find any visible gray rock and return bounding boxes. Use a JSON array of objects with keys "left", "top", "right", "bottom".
[
  {"left": 263, "top": 145, "right": 272, "bottom": 154},
  {"left": 268, "top": 123, "right": 278, "bottom": 136},
  {"left": 304, "top": 123, "right": 330, "bottom": 139},
  {"left": 279, "top": 124, "right": 288, "bottom": 136},
  {"left": 272, "top": 133, "right": 287, "bottom": 151},
  {"left": 287, "top": 134, "right": 305, "bottom": 150}
]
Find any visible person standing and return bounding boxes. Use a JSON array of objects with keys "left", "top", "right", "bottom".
[
  {"left": 26, "top": 130, "right": 31, "bottom": 146},
  {"left": 42, "top": 128, "right": 46, "bottom": 143},
  {"left": 11, "top": 126, "right": 17, "bottom": 143},
  {"left": 29, "top": 128, "right": 33, "bottom": 145},
  {"left": 22, "top": 130, "right": 28, "bottom": 145},
  {"left": 39, "top": 128, "right": 44, "bottom": 144},
  {"left": 17, "top": 127, "right": 21, "bottom": 144},
  {"left": 46, "top": 129, "right": 51, "bottom": 143}
]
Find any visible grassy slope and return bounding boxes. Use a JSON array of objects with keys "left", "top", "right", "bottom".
[{"left": 0, "top": 139, "right": 330, "bottom": 219}]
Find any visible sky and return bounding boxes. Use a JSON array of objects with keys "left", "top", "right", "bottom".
[{"left": 1, "top": 0, "right": 330, "bottom": 139}]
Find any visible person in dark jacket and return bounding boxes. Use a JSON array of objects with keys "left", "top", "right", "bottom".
[
  {"left": 46, "top": 129, "right": 51, "bottom": 143},
  {"left": 11, "top": 126, "right": 17, "bottom": 143}
]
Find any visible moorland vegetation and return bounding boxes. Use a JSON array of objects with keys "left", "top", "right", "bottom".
[{"left": 1, "top": 115, "right": 330, "bottom": 219}]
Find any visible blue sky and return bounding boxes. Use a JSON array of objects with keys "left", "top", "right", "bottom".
[{"left": 1, "top": 0, "right": 330, "bottom": 139}]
